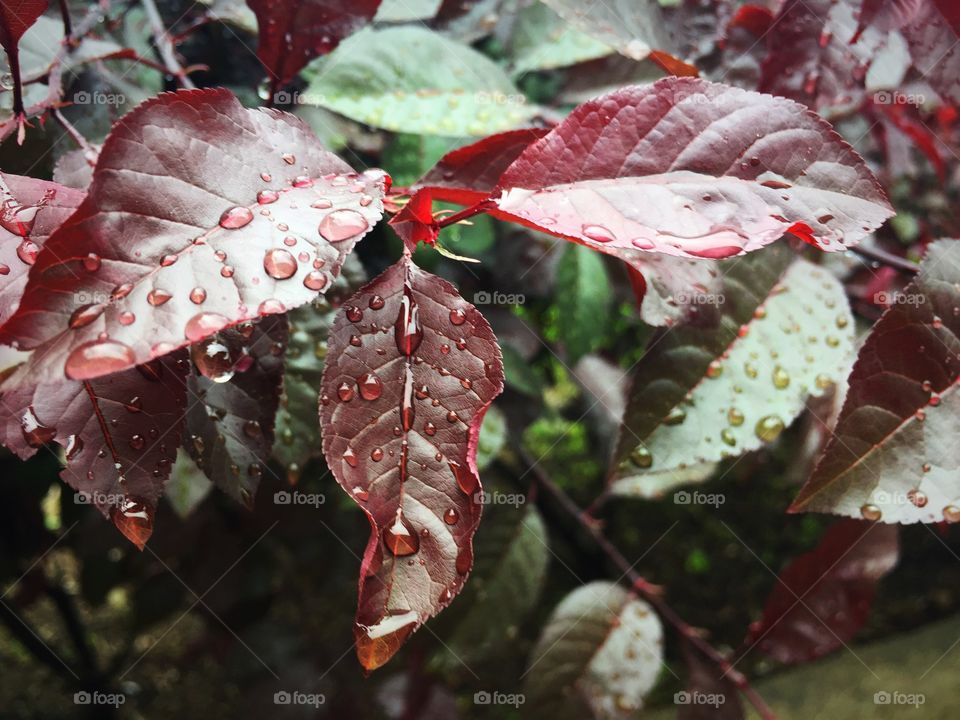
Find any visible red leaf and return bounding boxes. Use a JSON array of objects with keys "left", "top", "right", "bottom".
[
  {"left": 185, "top": 315, "right": 288, "bottom": 506},
  {"left": 412, "top": 128, "right": 548, "bottom": 207},
  {"left": 247, "top": 0, "right": 381, "bottom": 88},
  {"left": 320, "top": 255, "right": 503, "bottom": 671},
  {"left": 388, "top": 189, "right": 439, "bottom": 250},
  {"left": 744, "top": 519, "right": 898, "bottom": 664},
  {"left": 902, "top": 0, "right": 960, "bottom": 104},
  {"left": 0, "top": 353, "right": 189, "bottom": 549},
  {"left": 493, "top": 78, "right": 893, "bottom": 261},
  {"left": 0, "top": 89, "right": 387, "bottom": 387},
  {"left": 790, "top": 240, "right": 960, "bottom": 523},
  {"left": 0, "top": 173, "right": 85, "bottom": 326},
  {"left": 726, "top": 4, "right": 774, "bottom": 38}
]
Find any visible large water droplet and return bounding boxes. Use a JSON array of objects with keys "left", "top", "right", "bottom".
[
  {"left": 184, "top": 312, "right": 229, "bottom": 342},
  {"left": 382, "top": 511, "right": 419, "bottom": 556},
  {"left": 147, "top": 289, "right": 172, "bottom": 306},
  {"left": 191, "top": 338, "right": 235, "bottom": 383},
  {"left": 16, "top": 239, "right": 39, "bottom": 265},
  {"left": 358, "top": 373, "right": 383, "bottom": 401},
  {"left": 860, "top": 503, "right": 882, "bottom": 521},
  {"left": 263, "top": 247, "right": 298, "bottom": 279},
  {"left": 219, "top": 205, "right": 254, "bottom": 229},
  {"left": 394, "top": 287, "right": 422, "bottom": 356},
  {"left": 318, "top": 209, "right": 369, "bottom": 242},
  {"left": 65, "top": 340, "right": 136, "bottom": 380},
  {"left": 582, "top": 224, "right": 615, "bottom": 243},
  {"left": 754, "top": 415, "right": 785, "bottom": 442},
  {"left": 303, "top": 271, "right": 327, "bottom": 290},
  {"left": 449, "top": 460, "right": 478, "bottom": 494}
]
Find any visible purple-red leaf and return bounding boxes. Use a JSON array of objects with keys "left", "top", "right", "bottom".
[
  {"left": 492, "top": 78, "right": 893, "bottom": 262},
  {"left": 0, "top": 88, "right": 386, "bottom": 387},
  {"left": 247, "top": 0, "right": 381, "bottom": 88},
  {"left": 0, "top": 353, "right": 189, "bottom": 549},
  {"left": 791, "top": 239, "right": 960, "bottom": 523},
  {"left": 744, "top": 519, "right": 899, "bottom": 664},
  {"left": 185, "top": 315, "right": 288, "bottom": 506},
  {"left": 412, "top": 128, "right": 548, "bottom": 207},
  {"left": 0, "top": 173, "right": 85, "bottom": 326},
  {"left": 320, "top": 255, "right": 503, "bottom": 671},
  {"left": 388, "top": 189, "right": 439, "bottom": 250}
]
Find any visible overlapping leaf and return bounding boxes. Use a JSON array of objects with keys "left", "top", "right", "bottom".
[
  {"left": 0, "top": 88, "right": 386, "bottom": 387},
  {"left": 185, "top": 315, "right": 288, "bottom": 506},
  {"left": 745, "top": 519, "right": 899, "bottom": 664},
  {"left": 493, "top": 78, "right": 893, "bottom": 262},
  {"left": 0, "top": 353, "right": 189, "bottom": 548},
  {"left": 524, "top": 581, "right": 664, "bottom": 719},
  {"left": 624, "top": 253, "right": 723, "bottom": 327},
  {"left": 0, "top": 173, "right": 85, "bottom": 325},
  {"left": 302, "top": 26, "right": 537, "bottom": 136},
  {"left": 791, "top": 240, "right": 960, "bottom": 524},
  {"left": 320, "top": 254, "right": 503, "bottom": 671},
  {"left": 611, "top": 245, "right": 855, "bottom": 496},
  {"left": 247, "top": 0, "right": 381, "bottom": 88}
]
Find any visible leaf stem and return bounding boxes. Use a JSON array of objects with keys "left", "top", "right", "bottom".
[
  {"left": 519, "top": 449, "right": 778, "bottom": 720},
  {"left": 52, "top": 109, "right": 96, "bottom": 159},
  {"left": 57, "top": 0, "right": 73, "bottom": 39},
  {"left": 850, "top": 245, "right": 919, "bottom": 274},
  {"left": 434, "top": 200, "right": 495, "bottom": 229}
]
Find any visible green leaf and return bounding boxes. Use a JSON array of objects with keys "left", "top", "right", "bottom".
[
  {"left": 374, "top": 0, "right": 442, "bottom": 22},
  {"left": 611, "top": 245, "right": 856, "bottom": 495},
  {"left": 436, "top": 505, "right": 549, "bottom": 670},
  {"left": 508, "top": 2, "right": 613, "bottom": 75},
  {"left": 476, "top": 404, "right": 507, "bottom": 470},
  {"left": 502, "top": 344, "right": 544, "bottom": 397},
  {"left": 382, "top": 134, "right": 460, "bottom": 186},
  {"left": 791, "top": 239, "right": 960, "bottom": 524},
  {"left": 524, "top": 581, "right": 664, "bottom": 719},
  {"left": 302, "top": 26, "right": 537, "bottom": 136},
  {"left": 164, "top": 450, "right": 212, "bottom": 519},
  {"left": 273, "top": 256, "right": 366, "bottom": 478},
  {"left": 556, "top": 243, "right": 614, "bottom": 363}
]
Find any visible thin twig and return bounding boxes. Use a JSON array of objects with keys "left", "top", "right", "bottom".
[
  {"left": 519, "top": 449, "right": 778, "bottom": 720},
  {"left": 850, "top": 244, "right": 920, "bottom": 274},
  {"left": 140, "top": 0, "right": 197, "bottom": 89},
  {"left": 435, "top": 200, "right": 495, "bottom": 229}
]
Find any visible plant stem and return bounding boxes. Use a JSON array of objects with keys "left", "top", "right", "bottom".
[
  {"left": 519, "top": 449, "right": 778, "bottom": 720},
  {"left": 434, "top": 200, "right": 495, "bottom": 229},
  {"left": 850, "top": 244, "right": 920, "bottom": 274},
  {"left": 141, "top": 0, "right": 196, "bottom": 89},
  {"left": 52, "top": 109, "right": 96, "bottom": 158},
  {"left": 57, "top": 0, "right": 73, "bottom": 38}
]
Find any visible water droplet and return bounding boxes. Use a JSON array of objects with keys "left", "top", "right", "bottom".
[
  {"left": 630, "top": 447, "right": 653, "bottom": 468},
  {"left": 338, "top": 382, "right": 355, "bottom": 402},
  {"left": 189, "top": 287, "right": 207, "bottom": 304},
  {"left": 353, "top": 487, "right": 369, "bottom": 502},
  {"left": 727, "top": 408, "right": 744, "bottom": 426},
  {"left": 455, "top": 547, "right": 471, "bottom": 574},
  {"left": 282, "top": 153, "right": 296, "bottom": 165},
  {"left": 83, "top": 253, "right": 101, "bottom": 272},
  {"left": 311, "top": 198, "right": 332, "bottom": 209},
  {"left": 706, "top": 360, "right": 723, "bottom": 378},
  {"left": 346, "top": 306, "right": 363, "bottom": 322},
  {"left": 184, "top": 312, "right": 229, "bottom": 342},
  {"left": 191, "top": 339, "right": 235, "bottom": 383},
  {"left": 65, "top": 340, "right": 136, "bottom": 379},
  {"left": 449, "top": 308, "right": 466, "bottom": 326},
  {"left": 772, "top": 366, "right": 790, "bottom": 389},
  {"left": 424, "top": 422, "right": 437, "bottom": 436},
  {"left": 129, "top": 434, "right": 145, "bottom": 451},
  {"left": 263, "top": 247, "right": 298, "bottom": 279},
  {"left": 446, "top": 410, "right": 459, "bottom": 423},
  {"left": 111, "top": 497, "right": 154, "bottom": 549},
  {"left": 860, "top": 503, "right": 882, "bottom": 521},
  {"left": 65, "top": 434, "right": 83, "bottom": 460},
  {"left": 147, "top": 288, "right": 172, "bottom": 306},
  {"left": 449, "top": 460, "right": 477, "bottom": 494},
  {"left": 258, "top": 299, "right": 285, "bottom": 315},
  {"left": 371, "top": 448, "right": 384, "bottom": 461},
  {"left": 16, "top": 239, "right": 39, "bottom": 265},
  {"left": 318, "top": 209, "right": 369, "bottom": 242},
  {"left": 395, "top": 288, "right": 422, "bottom": 356},
  {"left": 908, "top": 489, "right": 928, "bottom": 507},
  {"left": 219, "top": 206, "right": 254, "bottom": 229},
  {"left": 382, "top": 511, "right": 419, "bottom": 556},
  {"left": 582, "top": 224, "right": 615, "bottom": 243},
  {"left": 257, "top": 189, "right": 279, "bottom": 204},
  {"left": 944, "top": 505, "right": 960, "bottom": 523},
  {"left": 754, "top": 415, "right": 785, "bottom": 442},
  {"left": 443, "top": 508, "right": 459, "bottom": 525},
  {"left": 69, "top": 304, "right": 104, "bottom": 329},
  {"left": 358, "top": 373, "right": 382, "bottom": 401},
  {"left": 118, "top": 311, "right": 135, "bottom": 326},
  {"left": 20, "top": 406, "right": 56, "bottom": 447}
]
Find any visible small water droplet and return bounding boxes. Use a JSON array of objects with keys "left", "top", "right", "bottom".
[
  {"left": 219, "top": 206, "right": 254, "bottom": 229},
  {"left": 189, "top": 287, "right": 207, "bottom": 304},
  {"left": 184, "top": 312, "right": 229, "bottom": 342},
  {"left": 257, "top": 189, "right": 279, "bottom": 204},
  {"left": 449, "top": 308, "right": 466, "bottom": 326},
  {"left": 630, "top": 447, "right": 653, "bottom": 468},
  {"left": 582, "top": 224, "right": 615, "bottom": 243},
  {"left": 338, "top": 382, "right": 355, "bottom": 402},
  {"left": 83, "top": 253, "right": 101, "bottom": 272},
  {"left": 860, "top": 503, "right": 882, "bottom": 521},
  {"left": 69, "top": 304, "right": 104, "bottom": 329},
  {"left": 191, "top": 338, "right": 235, "bottom": 383},
  {"left": 263, "top": 247, "right": 298, "bottom": 279},
  {"left": 358, "top": 373, "right": 382, "bottom": 401},
  {"left": 382, "top": 511, "right": 419, "bottom": 556},
  {"left": 754, "top": 415, "right": 785, "bottom": 442},
  {"left": 772, "top": 366, "right": 790, "bottom": 389}
]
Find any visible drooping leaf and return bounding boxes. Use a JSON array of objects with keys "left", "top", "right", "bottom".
[
  {"left": 246, "top": 0, "right": 381, "bottom": 88},
  {"left": 0, "top": 88, "right": 387, "bottom": 387},
  {"left": 791, "top": 239, "right": 960, "bottom": 524},
  {"left": 902, "top": 0, "right": 960, "bottom": 103},
  {"left": 436, "top": 503, "right": 548, "bottom": 669},
  {"left": 320, "top": 254, "right": 503, "bottom": 671},
  {"left": 611, "top": 245, "right": 855, "bottom": 495},
  {"left": 760, "top": 0, "right": 887, "bottom": 112},
  {"left": 493, "top": 78, "right": 893, "bottom": 261},
  {"left": 302, "top": 26, "right": 537, "bottom": 137},
  {"left": 0, "top": 173, "right": 85, "bottom": 326},
  {"left": 555, "top": 243, "right": 613, "bottom": 363},
  {"left": 184, "top": 315, "right": 288, "bottom": 506},
  {"left": 0, "top": 353, "right": 189, "bottom": 548},
  {"left": 413, "top": 128, "right": 548, "bottom": 207},
  {"left": 524, "top": 581, "right": 664, "bottom": 719},
  {"left": 744, "top": 519, "right": 899, "bottom": 664},
  {"left": 273, "top": 254, "right": 366, "bottom": 477}
]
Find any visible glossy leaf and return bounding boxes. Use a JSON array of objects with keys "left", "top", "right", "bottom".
[
  {"left": 555, "top": 243, "right": 613, "bottom": 363},
  {"left": 524, "top": 581, "right": 664, "bottom": 719},
  {"left": 273, "top": 255, "right": 366, "bottom": 478},
  {"left": 320, "top": 254, "right": 503, "bottom": 671},
  {"left": 0, "top": 173, "right": 85, "bottom": 326},
  {"left": 0, "top": 88, "right": 387, "bottom": 387},
  {"left": 302, "top": 26, "right": 537, "bottom": 137},
  {"left": 494, "top": 78, "right": 893, "bottom": 261},
  {"left": 185, "top": 315, "right": 288, "bottom": 506},
  {"left": 412, "top": 128, "right": 547, "bottom": 207},
  {"left": 744, "top": 519, "right": 899, "bottom": 664},
  {"left": 0, "top": 353, "right": 189, "bottom": 549},
  {"left": 247, "top": 0, "right": 381, "bottom": 88},
  {"left": 791, "top": 239, "right": 960, "bottom": 524},
  {"left": 611, "top": 245, "right": 855, "bottom": 495}
]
